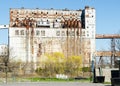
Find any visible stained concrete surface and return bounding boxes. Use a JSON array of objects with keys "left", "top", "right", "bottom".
[{"left": 0, "top": 82, "right": 110, "bottom": 86}]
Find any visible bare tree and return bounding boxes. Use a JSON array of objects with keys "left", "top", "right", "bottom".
[
  {"left": 0, "top": 45, "right": 9, "bottom": 83},
  {"left": 114, "top": 38, "right": 120, "bottom": 67},
  {"left": 115, "top": 38, "right": 120, "bottom": 51},
  {"left": 0, "top": 46, "right": 21, "bottom": 83}
]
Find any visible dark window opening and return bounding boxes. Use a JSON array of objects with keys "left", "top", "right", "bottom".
[
  {"left": 20, "top": 30, "right": 24, "bottom": 35},
  {"left": 41, "top": 30, "right": 45, "bottom": 36},
  {"left": 11, "top": 11, "right": 13, "bottom": 13},
  {"left": 36, "top": 30, "right": 40, "bottom": 36},
  {"left": 56, "top": 12, "right": 57, "bottom": 15},
  {"left": 56, "top": 31, "right": 60, "bottom": 36},
  {"left": 15, "top": 30, "right": 19, "bottom": 35},
  {"left": 47, "top": 20, "right": 49, "bottom": 24}
]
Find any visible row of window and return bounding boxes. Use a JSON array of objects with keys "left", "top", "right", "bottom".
[
  {"left": 0, "top": 52, "right": 7, "bottom": 55},
  {"left": 0, "top": 46, "right": 7, "bottom": 49},
  {"left": 0, "top": 46, "right": 8, "bottom": 55},
  {"left": 11, "top": 10, "right": 80, "bottom": 16},
  {"left": 15, "top": 30, "right": 45, "bottom": 36},
  {"left": 15, "top": 30, "right": 65, "bottom": 36},
  {"left": 14, "top": 30, "right": 92, "bottom": 37}
]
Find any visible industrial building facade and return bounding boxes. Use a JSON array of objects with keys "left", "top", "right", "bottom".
[{"left": 9, "top": 6, "right": 96, "bottom": 67}]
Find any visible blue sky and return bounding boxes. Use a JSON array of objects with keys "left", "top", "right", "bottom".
[{"left": 0, "top": 0, "right": 120, "bottom": 50}]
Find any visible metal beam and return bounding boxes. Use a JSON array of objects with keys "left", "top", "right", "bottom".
[
  {"left": 96, "top": 34, "right": 120, "bottom": 39},
  {"left": 96, "top": 51, "right": 120, "bottom": 57}
]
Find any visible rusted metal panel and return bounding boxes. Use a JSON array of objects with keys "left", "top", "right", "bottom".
[{"left": 10, "top": 8, "right": 83, "bottom": 29}]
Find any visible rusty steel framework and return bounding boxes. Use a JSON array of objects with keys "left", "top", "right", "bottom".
[{"left": 96, "top": 34, "right": 120, "bottom": 68}]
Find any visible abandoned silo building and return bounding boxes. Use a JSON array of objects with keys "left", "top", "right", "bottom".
[{"left": 9, "top": 6, "right": 96, "bottom": 68}]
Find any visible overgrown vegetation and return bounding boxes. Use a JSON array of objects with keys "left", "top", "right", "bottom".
[
  {"left": 82, "top": 67, "right": 91, "bottom": 72},
  {"left": 36, "top": 52, "right": 82, "bottom": 78}
]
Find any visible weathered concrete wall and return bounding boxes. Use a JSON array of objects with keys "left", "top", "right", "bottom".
[{"left": 96, "top": 68, "right": 118, "bottom": 82}]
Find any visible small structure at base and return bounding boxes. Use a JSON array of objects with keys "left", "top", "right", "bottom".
[{"left": 111, "top": 60, "right": 120, "bottom": 86}]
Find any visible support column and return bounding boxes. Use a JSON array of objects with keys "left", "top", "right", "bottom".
[{"left": 111, "top": 38, "right": 116, "bottom": 68}]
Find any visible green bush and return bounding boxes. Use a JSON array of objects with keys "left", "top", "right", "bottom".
[
  {"left": 36, "top": 53, "right": 83, "bottom": 78},
  {"left": 82, "top": 67, "right": 91, "bottom": 72}
]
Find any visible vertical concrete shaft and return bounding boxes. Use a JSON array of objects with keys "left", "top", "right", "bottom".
[{"left": 26, "top": 29, "right": 29, "bottom": 63}]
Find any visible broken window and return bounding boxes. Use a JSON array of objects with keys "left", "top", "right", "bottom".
[
  {"left": 20, "top": 30, "right": 24, "bottom": 35},
  {"left": 36, "top": 30, "right": 40, "bottom": 36},
  {"left": 39, "top": 43, "right": 42, "bottom": 48},
  {"left": 47, "top": 20, "right": 49, "bottom": 24},
  {"left": 15, "top": 30, "right": 19, "bottom": 35},
  {"left": 56, "top": 31, "right": 60, "bottom": 36},
  {"left": 41, "top": 30, "right": 45, "bottom": 36},
  {"left": 56, "top": 19, "right": 58, "bottom": 22},
  {"left": 82, "top": 31, "right": 85, "bottom": 36},
  {"left": 87, "top": 34, "right": 89, "bottom": 37},
  {"left": 56, "top": 12, "right": 57, "bottom": 15},
  {"left": 61, "top": 31, "right": 65, "bottom": 36},
  {"left": 70, "top": 31, "right": 75, "bottom": 36}
]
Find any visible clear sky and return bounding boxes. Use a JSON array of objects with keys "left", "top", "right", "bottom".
[{"left": 0, "top": 0, "right": 120, "bottom": 50}]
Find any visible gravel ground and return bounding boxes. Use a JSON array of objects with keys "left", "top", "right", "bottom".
[{"left": 0, "top": 82, "right": 110, "bottom": 86}]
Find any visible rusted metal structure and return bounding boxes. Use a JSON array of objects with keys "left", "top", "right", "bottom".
[
  {"left": 96, "top": 34, "right": 120, "bottom": 39},
  {"left": 96, "top": 34, "right": 120, "bottom": 68}
]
